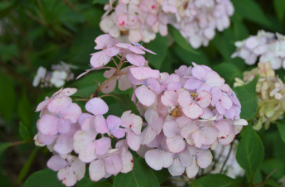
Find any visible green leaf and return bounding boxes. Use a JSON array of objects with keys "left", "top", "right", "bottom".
[
  {"left": 0, "top": 43, "right": 19, "bottom": 62},
  {"left": 147, "top": 34, "right": 168, "bottom": 69},
  {"left": 74, "top": 85, "right": 97, "bottom": 99},
  {"left": 168, "top": 25, "right": 199, "bottom": 54},
  {"left": 232, "top": 0, "right": 272, "bottom": 27},
  {"left": 191, "top": 174, "right": 240, "bottom": 187},
  {"left": 113, "top": 157, "right": 160, "bottom": 187},
  {"left": 261, "top": 159, "right": 285, "bottom": 180},
  {"left": 17, "top": 147, "right": 40, "bottom": 184},
  {"left": 0, "top": 3, "right": 18, "bottom": 19},
  {"left": 264, "top": 179, "right": 281, "bottom": 187},
  {"left": 82, "top": 6, "right": 104, "bottom": 27},
  {"left": 211, "top": 30, "right": 235, "bottom": 62},
  {"left": 233, "top": 21, "right": 249, "bottom": 40},
  {"left": 236, "top": 124, "right": 265, "bottom": 178},
  {"left": 92, "top": 0, "right": 109, "bottom": 4},
  {"left": 23, "top": 169, "right": 64, "bottom": 187},
  {"left": 110, "top": 94, "right": 140, "bottom": 116},
  {"left": 69, "top": 27, "right": 103, "bottom": 64},
  {"left": 173, "top": 45, "right": 209, "bottom": 66},
  {"left": 276, "top": 122, "right": 285, "bottom": 144},
  {"left": 232, "top": 77, "right": 258, "bottom": 120},
  {"left": 0, "top": 174, "right": 13, "bottom": 187},
  {"left": 76, "top": 177, "right": 112, "bottom": 187},
  {"left": 213, "top": 63, "right": 242, "bottom": 86},
  {"left": 274, "top": 0, "right": 285, "bottom": 21},
  {"left": 0, "top": 142, "right": 13, "bottom": 156},
  {"left": 153, "top": 169, "right": 170, "bottom": 184},
  {"left": 251, "top": 167, "right": 262, "bottom": 184},
  {"left": 19, "top": 122, "right": 32, "bottom": 141},
  {"left": 17, "top": 92, "right": 34, "bottom": 129},
  {"left": 0, "top": 74, "right": 16, "bottom": 121}
]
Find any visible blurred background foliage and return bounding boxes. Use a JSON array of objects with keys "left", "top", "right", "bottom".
[{"left": 1, "top": 0, "right": 285, "bottom": 186}]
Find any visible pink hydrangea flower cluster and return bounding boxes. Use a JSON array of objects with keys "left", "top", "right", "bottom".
[
  {"left": 35, "top": 89, "right": 143, "bottom": 186},
  {"left": 100, "top": 0, "right": 234, "bottom": 48},
  {"left": 34, "top": 34, "right": 247, "bottom": 186},
  {"left": 232, "top": 30, "right": 285, "bottom": 70},
  {"left": 131, "top": 63, "right": 247, "bottom": 178}
]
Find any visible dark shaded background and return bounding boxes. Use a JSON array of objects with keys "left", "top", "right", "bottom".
[{"left": 0, "top": 0, "right": 285, "bottom": 186}]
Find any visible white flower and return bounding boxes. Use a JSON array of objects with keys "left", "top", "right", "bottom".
[
  {"left": 50, "top": 71, "right": 68, "bottom": 88},
  {"left": 33, "top": 66, "right": 47, "bottom": 87}
]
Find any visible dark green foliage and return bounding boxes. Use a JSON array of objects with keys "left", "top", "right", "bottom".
[
  {"left": 232, "top": 77, "right": 258, "bottom": 120},
  {"left": 114, "top": 157, "right": 160, "bottom": 187},
  {"left": 236, "top": 123, "right": 265, "bottom": 179},
  {"left": 0, "top": 1, "right": 285, "bottom": 187}
]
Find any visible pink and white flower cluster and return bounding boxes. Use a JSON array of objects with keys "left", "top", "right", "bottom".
[
  {"left": 34, "top": 34, "right": 247, "bottom": 186},
  {"left": 131, "top": 63, "right": 247, "bottom": 178},
  {"left": 100, "top": 0, "right": 234, "bottom": 48},
  {"left": 232, "top": 30, "right": 285, "bottom": 70},
  {"left": 35, "top": 88, "right": 143, "bottom": 186}
]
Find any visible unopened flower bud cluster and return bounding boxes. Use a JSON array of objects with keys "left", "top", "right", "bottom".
[
  {"left": 34, "top": 34, "right": 247, "bottom": 186},
  {"left": 33, "top": 61, "right": 76, "bottom": 88},
  {"left": 232, "top": 30, "right": 285, "bottom": 70},
  {"left": 100, "top": 0, "right": 234, "bottom": 48},
  {"left": 234, "top": 62, "right": 285, "bottom": 130}
]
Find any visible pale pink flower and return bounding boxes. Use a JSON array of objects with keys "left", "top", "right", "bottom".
[
  {"left": 163, "top": 120, "right": 186, "bottom": 153},
  {"left": 144, "top": 133, "right": 173, "bottom": 170},
  {"left": 37, "top": 96, "right": 81, "bottom": 135},
  {"left": 73, "top": 130, "right": 111, "bottom": 163},
  {"left": 121, "top": 111, "right": 143, "bottom": 151},
  {"left": 168, "top": 147, "right": 193, "bottom": 176},
  {"left": 47, "top": 155, "right": 85, "bottom": 187},
  {"left": 36, "top": 88, "right": 77, "bottom": 112},
  {"left": 81, "top": 98, "right": 109, "bottom": 134},
  {"left": 186, "top": 146, "right": 213, "bottom": 178},
  {"left": 178, "top": 90, "right": 212, "bottom": 119},
  {"left": 211, "top": 87, "right": 233, "bottom": 115},
  {"left": 90, "top": 34, "right": 120, "bottom": 68},
  {"left": 89, "top": 151, "right": 123, "bottom": 181},
  {"left": 116, "top": 140, "right": 134, "bottom": 173},
  {"left": 140, "top": 109, "right": 163, "bottom": 144},
  {"left": 101, "top": 67, "right": 132, "bottom": 93},
  {"left": 180, "top": 120, "right": 218, "bottom": 148},
  {"left": 184, "top": 64, "right": 225, "bottom": 92},
  {"left": 106, "top": 115, "right": 125, "bottom": 138}
]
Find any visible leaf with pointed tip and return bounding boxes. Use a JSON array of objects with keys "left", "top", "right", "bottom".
[
  {"left": 191, "top": 174, "right": 241, "bottom": 187},
  {"left": 236, "top": 124, "right": 265, "bottom": 178},
  {"left": 168, "top": 25, "right": 199, "bottom": 54},
  {"left": 113, "top": 157, "right": 160, "bottom": 187},
  {"left": 232, "top": 77, "right": 258, "bottom": 120},
  {"left": 147, "top": 34, "right": 168, "bottom": 69},
  {"left": 22, "top": 169, "right": 64, "bottom": 187},
  {"left": 276, "top": 122, "right": 285, "bottom": 144},
  {"left": 232, "top": 0, "right": 272, "bottom": 27},
  {"left": 19, "top": 122, "right": 32, "bottom": 141}
]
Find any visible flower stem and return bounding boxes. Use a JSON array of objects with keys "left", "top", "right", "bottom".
[
  {"left": 219, "top": 142, "right": 233, "bottom": 173},
  {"left": 92, "top": 58, "right": 125, "bottom": 98}
]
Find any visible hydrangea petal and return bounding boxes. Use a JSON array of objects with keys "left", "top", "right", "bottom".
[{"left": 85, "top": 98, "right": 109, "bottom": 115}]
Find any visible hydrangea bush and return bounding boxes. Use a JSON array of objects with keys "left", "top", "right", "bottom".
[
  {"left": 100, "top": 0, "right": 234, "bottom": 48},
  {"left": 33, "top": 34, "right": 249, "bottom": 186},
  {"left": 1, "top": 1, "right": 285, "bottom": 187}
]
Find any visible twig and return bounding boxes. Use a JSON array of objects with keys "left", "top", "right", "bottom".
[
  {"left": 220, "top": 143, "right": 233, "bottom": 173},
  {"left": 63, "top": 0, "right": 77, "bottom": 11},
  {"left": 92, "top": 58, "right": 125, "bottom": 97},
  {"left": 258, "top": 168, "right": 279, "bottom": 187},
  {"left": 0, "top": 60, "right": 40, "bottom": 96}
]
